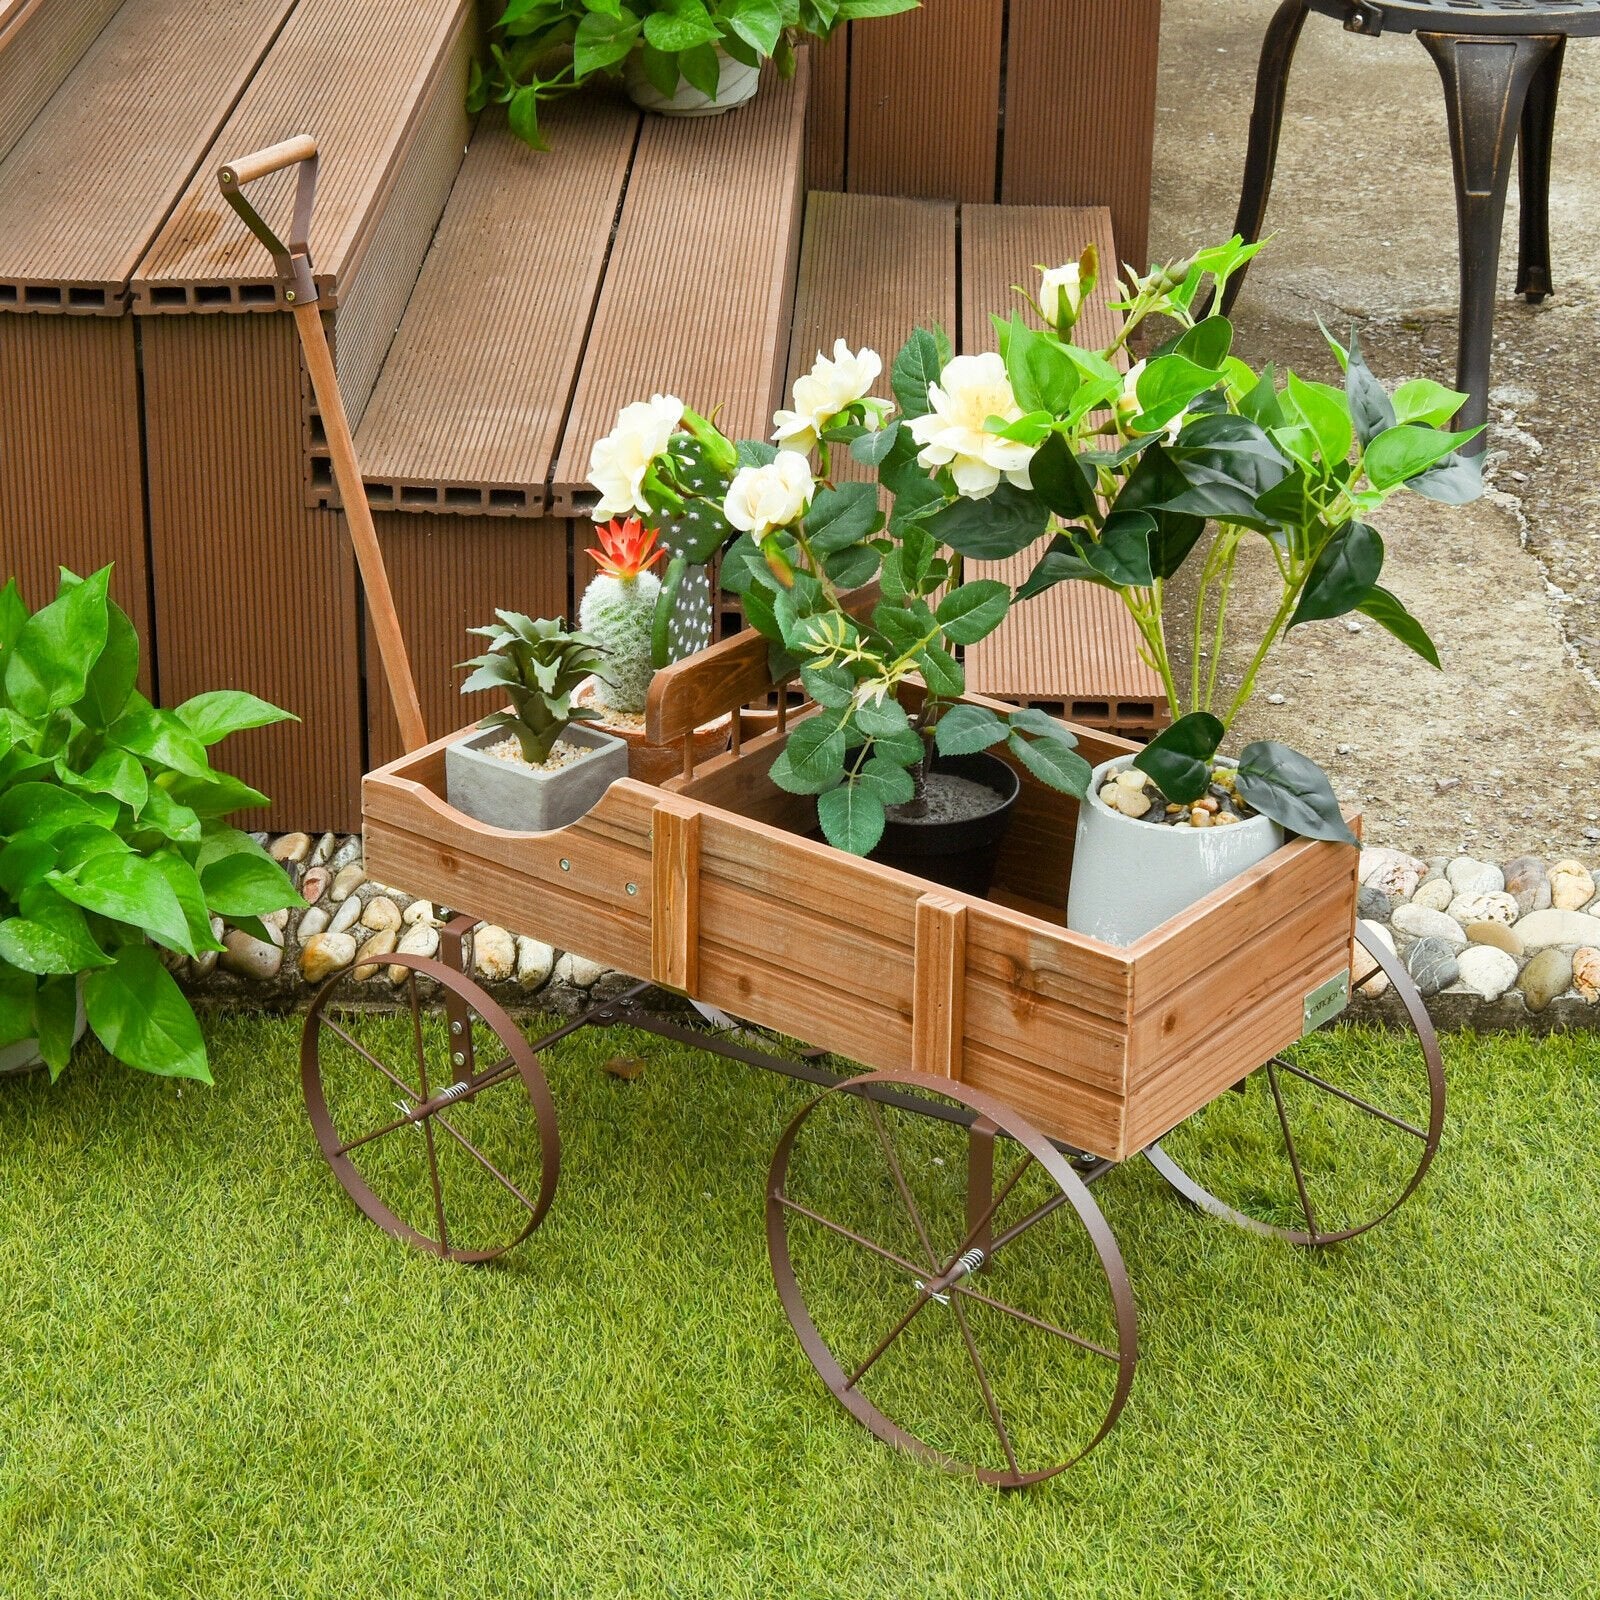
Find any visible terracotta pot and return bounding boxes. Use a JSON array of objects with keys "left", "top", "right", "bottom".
[
  {"left": 621, "top": 44, "right": 761, "bottom": 116},
  {"left": 573, "top": 678, "right": 730, "bottom": 786}
]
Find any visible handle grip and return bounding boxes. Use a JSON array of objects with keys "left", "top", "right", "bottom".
[
  {"left": 217, "top": 134, "right": 317, "bottom": 189},
  {"left": 216, "top": 135, "right": 320, "bottom": 304}
]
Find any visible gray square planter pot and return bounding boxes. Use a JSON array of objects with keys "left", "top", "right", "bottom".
[{"left": 445, "top": 721, "right": 629, "bottom": 833}]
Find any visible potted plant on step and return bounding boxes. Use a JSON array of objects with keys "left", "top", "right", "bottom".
[
  {"left": 0, "top": 565, "right": 303, "bottom": 1080},
  {"left": 475, "top": 0, "right": 920, "bottom": 147},
  {"left": 448, "top": 612, "right": 628, "bottom": 831},
  {"left": 574, "top": 516, "right": 730, "bottom": 783}
]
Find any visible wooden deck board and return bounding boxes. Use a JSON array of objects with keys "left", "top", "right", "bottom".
[
  {"left": 959, "top": 203, "right": 1168, "bottom": 733},
  {"left": 351, "top": 100, "right": 640, "bottom": 517},
  {"left": 0, "top": 0, "right": 297, "bottom": 310},
  {"left": 549, "top": 58, "right": 809, "bottom": 514},
  {"left": 0, "top": 0, "right": 125, "bottom": 168},
  {"left": 131, "top": 0, "right": 473, "bottom": 310}
]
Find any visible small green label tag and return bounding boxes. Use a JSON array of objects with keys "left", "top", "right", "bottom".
[{"left": 1303, "top": 971, "right": 1350, "bottom": 1034}]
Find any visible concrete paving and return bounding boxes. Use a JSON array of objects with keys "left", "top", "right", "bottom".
[{"left": 1146, "top": 2, "right": 1600, "bottom": 859}]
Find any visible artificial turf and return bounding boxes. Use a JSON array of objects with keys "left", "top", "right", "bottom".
[{"left": 0, "top": 1015, "right": 1595, "bottom": 1598}]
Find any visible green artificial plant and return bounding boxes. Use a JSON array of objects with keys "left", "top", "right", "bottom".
[{"left": 460, "top": 611, "right": 607, "bottom": 763}]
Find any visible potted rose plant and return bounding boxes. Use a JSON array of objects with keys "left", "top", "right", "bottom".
[
  {"left": 0, "top": 565, "right": 303, "bottom": 1081},
  {"left": 448, "top": 612, "right": 628, "bottom": 831},
  {"left": 473, "top": 0, "right": 919, "bottom": 147}
]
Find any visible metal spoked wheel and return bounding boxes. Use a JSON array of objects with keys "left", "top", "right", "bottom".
[
  {"left": 1145, "top": 923, "right": 1445, "bottom": 1246},
  {"left": 301, "top": 951, "right": 559, "bottom": 1262},
  {"left": 767, "top": 1071, "right": 1137, "bottom": 1487}
]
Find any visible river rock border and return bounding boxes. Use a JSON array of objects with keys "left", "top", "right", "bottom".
[{"left": 177, "top": 832, "right": 1600, "bottom": 1033}]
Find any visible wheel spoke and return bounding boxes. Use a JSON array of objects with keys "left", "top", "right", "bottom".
[
  {"left": 775, "top": 1194, "right": 922, "bottom": 1277},
  {"left": 1266, "top": 1058, "right": 1320, "bottom": 1242},
  {"left": 982, "top": 1187, "right": 1069, "bottom": 1263},
  {"left": 950, "top": 1293, "right": 1020, "bottom": 1480},
  {"left": 953, "top": 1282, "right": 1121, "bottom": 1362},
  {"left": 949, "top": 1150, "right": 1036, "bottom": 1272},
  {"left": 410, "top": 974, "right": 449, "bottom": 1255},
  {"left": 320, "top": 1018, "right": 419, "bottom": 1101},
  {"left": 1271, "top": 1057, "right": 1427, "bottom": 1140},
  {"left": 844, "top": 1288, "right": 935, "bottom": 1391},
  {"left": 861, "top": 1096, "right": 938, "bottom": 1271},
  {"left": 430, "top": 1110, "right": 541, "bottom": 1217}
]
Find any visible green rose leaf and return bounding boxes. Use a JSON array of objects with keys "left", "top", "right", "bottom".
[
  {"left": 854, "top": 754, "right": 917, "bottom": 807},
  {"left": 800, "top": 664, "right": 855, "bottom": 709},
  {"left": 1406, "top": 450, "right": 1483, "bottom": 507},
  {"left": 1131, "top": 711, "right": 1225, "bottom": 804},
  {"left": 914, "top": 644, "right": 964, "bottom": 699},
  {"left": 84, "top": 945, "right": 210, "bottom": 1082},
  {"left": 926, "top": 484, "right": 1050, "bottom": 561},
  {"left": 891, "top": 328, "right": 948, "bottom": 420},
  {"left": 807, "top": 481, "right": 882, "bottom": 554},
  {"left": 1006, "top": 730, "right": 1091, "bottom": 796},
  {"left": 933, "top": 704, "right": 1008, "bottom": 756},
  {"left": 783, "top": 715, "right": 848, "bottom": 788},
  {"left": 1029, "top": 431, "right": 1099, "bottom": 522},
  {"left": 1290, "top": 521, "right": 1384, "bottom": 627},
  {"left": 935, "top": 580, "right": 1010, "bottom": 646},
  {"left": 850, "top": 420, "right": 901, "bottom": 468},
  {"left": 1235, "top": 741, "right": 1358, "bottom": 845},
  {"left": 817, "top": 782, "right": 887, "bottom": 857},
  {"left": 854, "top": 694, "right": 910, "bottom": 738}
]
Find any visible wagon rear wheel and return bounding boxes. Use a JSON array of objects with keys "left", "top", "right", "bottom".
[
  {"left": 301, "top": 953, "right": 559, "bottom": 1262},
  {"left": 1145, "top": 923, "right": 1444, "bottom": 1246},
  {"left": 767, "top": 1072, "right": 1137, "bottom": 1487}
]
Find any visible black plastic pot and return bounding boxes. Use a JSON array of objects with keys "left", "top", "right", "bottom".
[{"left": 869, "top": 751, "right": 1022, "bottom": 896}]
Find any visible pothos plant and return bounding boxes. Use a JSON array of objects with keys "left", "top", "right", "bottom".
[
  {"left": 474, "top": 0, "right": 919, "bottom": 150},
  {"left": 0, "top": 566, "right": 303, "bottom": 1081},
  {"left": 584, "top": 233, "right": 1480, "bottom": 858}
]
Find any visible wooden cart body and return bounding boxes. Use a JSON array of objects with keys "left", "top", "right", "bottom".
[{"left": 364, "top": 620, "right": 1360, "bottom": 1165}]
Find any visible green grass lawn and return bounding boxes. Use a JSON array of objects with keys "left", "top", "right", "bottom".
[{"left": 1, "top": 1014, "right": 1596, "bottom": 1599}]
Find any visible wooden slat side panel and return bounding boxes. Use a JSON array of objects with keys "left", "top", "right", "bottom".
[
  {"left": 328, "top": 18, "right": 475, "bottom": 435},
  {"left": 1124, "top": 883, "right": 1357, "bottom": 1152},
  {"left": 804, "top": 29, "right": 848, "bottom": 191},
  {"left": 912, "top": 895, "right": 966, "bottom": 1079},
  {"left": 0, "top": 316, "right": 150, "bottom": 684},
  {"left": 846, "top": 1, "right": 1003, "bottom": 203},
  {"left": 650, "top": 797, "right": 700, "bottom": 994},
  {"left": 550, "top": 58, "right": 810, "bottom": 512},
  {"left": 364, "top": 513, "right": 571, "bottom": 771},
  {"left": 1001, "top": 0, "right": 1161, "bottom": 270},
  {"left": 132, "top": 0, "right": 474, "bottom": 307},
  {"left": 141, "top": 314, "right": 363, "bottom": 830},
  {"left": 349, "top": 101, "right": 640, "bottom": 513},
  {"left": 0, "top": 0, "right": 124, "bottom": 167},
  {"left": 960, "top": 1038, "right": 1127, "bottom": 1160},
  {"left": 958, "top": 203, "right": 1168, "bottom": 729},
  {"left": 0, "top": 0, "right": 299, "bottom": 307}
]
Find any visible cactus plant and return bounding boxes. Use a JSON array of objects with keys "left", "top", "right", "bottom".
[
  {"left": 459, "top": 612, "right": 605, "bottom": 765},
  {"left": 579, "top": 517, "right": 665, "bottom": 714}
]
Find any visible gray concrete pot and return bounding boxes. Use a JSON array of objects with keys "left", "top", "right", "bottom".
[
  {"left": 0, "top": 979, "right": 87, "bottom": 1077},
  {"left": 1066, "top": 755, "right": 1283, "bottom": 947},
  {"left": 445, "top": 721, "right": 628, "bottom": 833}
]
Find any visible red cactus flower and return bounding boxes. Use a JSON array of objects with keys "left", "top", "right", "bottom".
[{"left": 587, "top": 516, "right": 665, "bottom": 580}]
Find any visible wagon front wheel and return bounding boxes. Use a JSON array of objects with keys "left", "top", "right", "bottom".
[
  {"left": 301, "top": 952, "right": 559, "bottom": 1262},
  {"left": 1144, "top": 922, "right": 1445, "bottom": 1246},
  {"left": 767, "top": 1072, "right": 1137, "bottom": 1487}
]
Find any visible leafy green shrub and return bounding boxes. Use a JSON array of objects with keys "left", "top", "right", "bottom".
[{"left": 0, "top": 566, "right": 303, "bottom": 1081}]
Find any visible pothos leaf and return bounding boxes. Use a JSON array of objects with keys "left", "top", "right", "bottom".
[
  {"left": 1235, "top": 741, "right": 1358, "bottom": 845},
  {"left": 1131, "top": 711, "right": 1225, "bottom": 804}
]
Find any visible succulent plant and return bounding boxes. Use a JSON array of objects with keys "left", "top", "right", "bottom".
[
  {"left": 578, "top": 518, "right": 665, "bottom": 715},
  {"left": 459, "top": 612, "right": 605, "bottom": 765}
]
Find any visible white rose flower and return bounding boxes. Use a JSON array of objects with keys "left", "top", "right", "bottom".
[
  {"left": 723, "top": 451, "right": 816, "bottom": 539},
  {"left": 905, "top": 352, "right": 1036, "bottom": 500},
  {"left": 1038, "top": 262, "right": 1084, "bottom": 331},
  {"left": 770, "top": 340, "right": 884, "bottom": 452},
  {"left": 588, "top": 394, "right": 684, "bottom": 518}
]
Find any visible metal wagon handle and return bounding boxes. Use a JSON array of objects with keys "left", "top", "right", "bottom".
[{"left": 217, "top": 137, "right": 430, "bottom": 756}]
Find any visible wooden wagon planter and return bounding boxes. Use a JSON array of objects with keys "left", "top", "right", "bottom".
[{"left": 227, "top": 140, "right": 1446, "bottom": 1487}]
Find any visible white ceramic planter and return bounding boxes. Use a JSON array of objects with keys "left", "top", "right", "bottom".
[
  {"left": 0, "top": 980, "right": 87, "bottom": 1077},
  {"left": 622, "top": 45, "right": 760, "bottom": 116},
  {"left": 445, "top": 721, "right": 628, "bottom": 833},
  {"left": 1066, "top": 755, "right": 1284, "bottom": 948}
]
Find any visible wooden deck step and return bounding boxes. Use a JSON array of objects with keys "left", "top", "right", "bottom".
[
  {"left": 787, "top": 192, "right": 1167, "bottom": 738},
  {"left": 0, "top": 0, "right": 298, "bottom": 312},
  {"left": 345, "top": 62, "right": 808, "bottom": 520},
  {"left": 0, "top": 0, "right": 125, "bottom": 167}
]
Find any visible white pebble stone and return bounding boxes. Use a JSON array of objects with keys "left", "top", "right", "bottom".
[
  {"left": 1447, "top": 891, "right": 1518, "bottom": 927},
  {"left": 1445, "top": 857, "right": 1503, "bottom": 897},
  {"left": 516, "top": 937, "right": 555, "bottom": 989},
  {"left": 330, "top": 864, "right": 366, "bottom": 903},
  {"left": 1412, "top": 879, "right": 1454, "bottom": 913},
  {"left": 1114, "top": 768, "right": 1148, "bottom": 791},
  {"left": 297, "top": 906, "right": 330, "bottom": 940},
  {"left": 1515, "top": 909, "right": 1600, "bottom": 951},
  {"left": 1549, "top": 859, "right": 1597, "bottom": 912},
  {"left": 360, "top": 896, "right": 402, "bottom": 932},
  {"left": 1455, "top": 945, "right": 1519, "bottom": 1002},
  {"left": 402, "top": 900, "right": 438, "bottom": 926},
  {"left": 329, "top": 895, "right": 363, "bottom": 936},
  {"left": 472, "top": 925, "right": 517, "bottom": 983},
  {"left": 1392, "top": 904, "right": 1467, "bottom": 947},
  {"left": 555, "top": 952, "right": 607, "bottom": 988},
  {"left": 1353, "top": 919, "right": 1394, "bottom": 996},
  {"left": 395, "top": 923, "right": 440, "bottom": 966}
]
